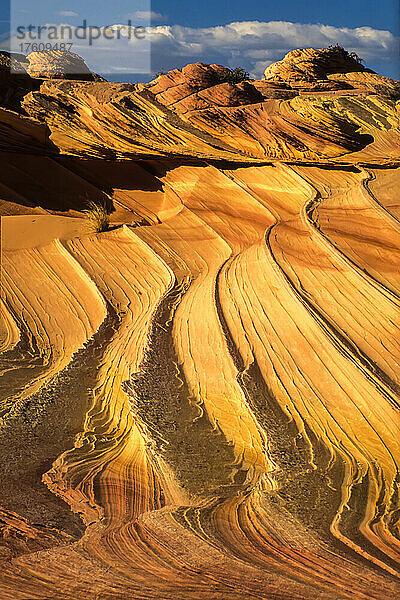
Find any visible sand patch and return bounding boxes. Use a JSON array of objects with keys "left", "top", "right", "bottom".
[{"left": 1, "top": 214, "right": 88, "bottom": 250}]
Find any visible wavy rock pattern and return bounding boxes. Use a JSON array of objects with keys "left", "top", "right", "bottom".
[
  {"left": 0, "top": 51, "right": 399, "bottom": 599},
  {"left": 15, "top": 75, "right": 400, "bottom": 162}
]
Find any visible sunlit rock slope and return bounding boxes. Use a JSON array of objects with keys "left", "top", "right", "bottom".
[{"left": 0, "top": 48, "right": 400, "bottom": 599}]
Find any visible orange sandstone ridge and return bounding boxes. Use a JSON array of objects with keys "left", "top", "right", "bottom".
[
  {"left": 0, "top": 47, "right": 399, "bottom": 162},
  {"left": 0, "top": 48, "right": 400, "bottom": 600}
]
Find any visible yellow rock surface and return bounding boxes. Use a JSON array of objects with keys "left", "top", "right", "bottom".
[{"left": 0, "top": 50, "right": 399, "bottom": 599}]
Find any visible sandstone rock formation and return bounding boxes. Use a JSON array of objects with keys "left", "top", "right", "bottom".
[
  {"left": 263, "top": 47, "right": 400, "bottom": 98},
  {"left": 138, "top": 62, "right": 264, "bottom": 112},
  {"left": 0, "top": 51, "right": 39, "bottom": 110},
  {"left": 264, "top": 46, "right": 367, "bottom": 83},
  {"left": 0, "top": 49, "right": 399, "bottom": 600},
  {"left": 0, "top": 51, "right": 29, "bottom": 75},
  {"left": 26, "top": 49, "right": 102, "bottom": 81},
  {"left": 4, "top": 48, "right": 395, "bottom": 164}
]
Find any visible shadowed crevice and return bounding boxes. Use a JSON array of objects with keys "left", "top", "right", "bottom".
[
  {"left": 123, "top": 278, "right": 246, "bottom": 499},
  {"left": 0, "top": 302, "right": 119, "bottom": 543}
]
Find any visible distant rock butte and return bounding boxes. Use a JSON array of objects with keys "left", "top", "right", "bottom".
[
  {"left": 26, "top": 49, "right": 101, "bottom": 81},
  {"left": 264, "top": 46, "right": 367, "bottom": 85}
]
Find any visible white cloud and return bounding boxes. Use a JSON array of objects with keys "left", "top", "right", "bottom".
[
  {"left": 57, "top": 11, "right": 79, "bottom": 17},
  {"left": 147, "top": 21, "right": 399, "bottom": 77},
  {"left": 128, "top": 11, "right": 166, "bottom": 22},
  {"left": 7, "top": 20, "right": 398, "bottom": 79},
  {"left": 8, "top": 22, "right": 151, "bottom": 74}
]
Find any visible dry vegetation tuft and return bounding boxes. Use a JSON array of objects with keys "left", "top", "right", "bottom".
[{"left": 83, "top": 200, "right": 110, "bottom": 233}]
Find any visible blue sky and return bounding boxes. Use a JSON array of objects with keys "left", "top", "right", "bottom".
[
  {"left": 1, "top": 0, "right": 399, "bottom": 79},
  {"left": 151, "top": 0, "right": 398, "bottom": 32},
  {"left": 2, "top": 0, "right": 397, "bottom": 31}
]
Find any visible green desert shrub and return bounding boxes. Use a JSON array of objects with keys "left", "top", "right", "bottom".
[
  {"left": 217, "top": 67, "right": 250, "bottom": 84},
  {"left": 348, "top": 50, "right": 364, "bottom": 64},
  {"left": 328, "top": 44, "right": 364, "bottom": 64},
  {"left": 83, "top": 200, "right": 110, "bottom": 233}
]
